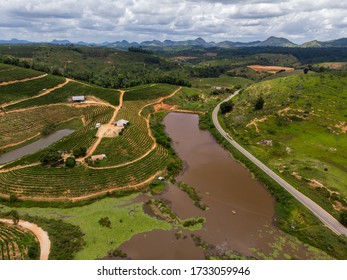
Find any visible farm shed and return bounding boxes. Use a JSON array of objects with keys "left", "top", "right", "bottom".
[
  {"left": 72, "top": 96, "right": 85, "bottom": 102},
  {"left": 90, "top": 154, "right": 107, "bottom": 162},
  {"left": 115, "top": 119, "right": 129, "bottom": 127}
]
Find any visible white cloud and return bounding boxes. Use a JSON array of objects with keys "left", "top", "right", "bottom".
[{"left": 0, "top": 0, "right": 345, "bottom": 43}]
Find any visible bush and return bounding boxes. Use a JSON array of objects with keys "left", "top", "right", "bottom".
[
  {"left": 340, "top": 210, "right": 347, "bottom": 226},
  {"left": 98, "top": 217, "right": 112, "bottom": 228},
  {"left": 39, "top": 148, "right": 62, "bottom": 166},
  {"left": 73, "top": 147, "right": 87, "bottom": 158},
  {"left": 65, "top": 157, "right": 76, "bottom": 168},
  {"left": 9, "top": 194, "right": 18, "bottom": 204},
  {"left": 220, "top": 100, "right": 234, "bottom": 114},
  {"left": 254, "top": 96, "right": 264, "bottom": 110},
  {"left": 42, "top": 123, "right": 57, "bottom": 136}
]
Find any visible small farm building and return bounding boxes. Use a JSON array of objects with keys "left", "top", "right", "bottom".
[
  {"left": 90, "top": 154, "right": 107, "bottom": 162},
  {"left": 72, "top": 96, "right": 85, "bottom": 102},
  {"left": 116, "top": 119, "right": 129, "bottom": 127}
]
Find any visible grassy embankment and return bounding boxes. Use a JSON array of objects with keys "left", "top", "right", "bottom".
[{"left": 223, "top": 72, "right": 347, "bottom": 219}]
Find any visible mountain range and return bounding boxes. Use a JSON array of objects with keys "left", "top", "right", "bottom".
[{"left": 1, "top": 36, "right": 347, "bottom": 48}]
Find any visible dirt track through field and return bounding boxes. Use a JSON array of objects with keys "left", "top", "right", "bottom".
[
  {"left": 86, "top": 87, "right": 181, "bottom": 170},
  {"left": 0, "top": 133, "right": 41, "bottom": 150},
  {"left": 82, "top": 90, "right": 125, "bottom": 159},
  {"left": 1, "top": 78, "right": 71, "bottom": 108},
  {"left": 0, "top": 218, "right": 51, "bottom": 260},
  {"left": 0, "top": 74, "right": 48, "bottom": 86}
]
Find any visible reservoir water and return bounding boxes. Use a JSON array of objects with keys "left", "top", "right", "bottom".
[{"left": 116, "top": 113, "right": 324, "bottom": 259}]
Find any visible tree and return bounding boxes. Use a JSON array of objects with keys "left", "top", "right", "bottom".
[
  {"left": 220, "top": 100, "right": 234, "bottom": 114},
  {"left": 303, "top": 68, "right": 309, "bottom": 74},
  {"left": 42, "top": 123, "right": 57, "bottom": 135},
  {"left": 340, "top": 210, "right": 347, "bottom": 226},
  {"left": 39, "top": 148, "right": 62, "bottom": 166},
  {"left": 73, "top": 147, "right": 87, "bottom": 158},
  {"left": 10, "top": 210, "right": 19, "bottom": 225},
  {"left": 98, "top": 217, "right": 112, "bottom": 228},
  {"left": 9, "top": 194, "right": 18, "bottom": 204},
  {"left": 65, "top": 157, "right": 76, "bottom": 168},
  {"left": 254, "top": 96, "right": 264, "bottom": 110}
]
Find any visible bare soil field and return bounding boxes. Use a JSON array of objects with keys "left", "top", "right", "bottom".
[{"left": 247, "top": 65, "right": 295, "bottom": 74}]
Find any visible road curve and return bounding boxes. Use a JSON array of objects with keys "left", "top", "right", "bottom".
[
  {"left": 212, "top": 91, "right": 347, "bottom": 236},
  {"left": 0, "top": 218, "right": 51, "bottom": 260}
]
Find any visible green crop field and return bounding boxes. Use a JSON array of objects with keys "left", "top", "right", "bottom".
[
  {"left": 0, "top": 145, "right": 168, "bottom": 198},
  {"left": 0, "top": 105, "right": 86, "bottom": 148},
  {"left": 0, "top": 222, "right": 39, "bottom": 260},
  {"left": 6, "top": 81, "right": 120, "bottom": 110},
  {"left": 2, "top": 105, "right": 114, "bottom": 167},
  {"left": 0, "top": 64, "right": 44, "bottom": 83},
  {"left": 191, "top": 74, "right": 252, "bottom": 89},
  {"left": 93, "top": 84, "right": 178, "bottom": 166},
  {"left": 0, "top": 74, "right": 65, "bottom": 105},
  {"left": 223, "top": 72, "right": 347, "bottom": 217},
  {"left": 123, "top": 84, "right": 176, "bottom": 101}
]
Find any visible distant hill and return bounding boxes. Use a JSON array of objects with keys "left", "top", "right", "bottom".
[
  {"left": 0, "top": 36, "right": 346, "bottom": 48},
  {"left": 301, "top": 38, "right": 347, "bottom": 48}
]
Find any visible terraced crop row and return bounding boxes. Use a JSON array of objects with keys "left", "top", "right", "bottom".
[
  {"left": 0, "top": 145, "right": 169, "bottom": 198},
  {"left": 0, "top": 64, "right": 44, "bottom": 83},
  {"left": 3, "top": 105, "right": 114, "bottom": 168},
  {"left": 0, "top": 105, "right": 86, "bottom": 147},
  {"left": 0, "top": 222, "right": 39, "bottom": 260},
  {"left": 123, "top": 84, "right": 176, "bottom": 101},
  {"left": 7, "top": 81, "right": 120, "bottom": 110},
  {"left": 0, "top": 74, "right": 66, "bottom": 105}
]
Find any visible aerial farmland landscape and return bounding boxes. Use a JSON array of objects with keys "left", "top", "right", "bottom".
[{"left": 0, "top": 0, "right": 346, "bottom": 264}]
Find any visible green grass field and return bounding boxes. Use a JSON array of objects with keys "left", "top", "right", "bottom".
[
  {"left": 223, "top": 72, "right": 347, "bottom": 217},
  {"left": 0, "top": 196, "right": 171, "bottom": 259},
  {"left": 191, "top": 74, "right": 252, "bottom": 89}
]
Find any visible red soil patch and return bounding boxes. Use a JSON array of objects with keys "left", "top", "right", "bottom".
[
  {"left": 247, "top": 65, "right": 294, "bottom": 74},
  {"left": 204, "top": 53, "right": 218, "bottom": 57},
  {"left": 172, "top": 56, "right": 198, "bottom": 61},
  {"left": 154, "top": 102, "right": 175, "bottom": 112}
]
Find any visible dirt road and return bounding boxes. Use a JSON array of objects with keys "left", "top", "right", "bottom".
[
  {"left": 0, "top": 74, "right": 48, "bottom": 86},
  {"left": 0, "top": 218, "right": 51, "bottom": 260}
]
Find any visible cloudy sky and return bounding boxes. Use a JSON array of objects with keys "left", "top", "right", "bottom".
[{"left": 0, "top": 0, "right": 346, "bottom": 43}]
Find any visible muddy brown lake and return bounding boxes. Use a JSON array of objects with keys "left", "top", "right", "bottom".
[{"left": 116, "top": 113, "right": 318, "bottom": 260}]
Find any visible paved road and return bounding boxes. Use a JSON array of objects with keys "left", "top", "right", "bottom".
[{"left": 212, "top": 92, "right": 347, "bottom": 236}]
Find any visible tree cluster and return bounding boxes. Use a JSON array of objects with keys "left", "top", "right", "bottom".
[{"left": 220, "top": 100, "right": 234, "bottom": 114}]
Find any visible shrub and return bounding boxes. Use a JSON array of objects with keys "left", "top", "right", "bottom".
[
  {"left": 73, "top": 147, "right": 87, "bottom": 158},
  {"left": 254, "top": 96, "right": 264, "bottom": 110},
  {"left": 42, "top": 123, "right": 57, "bottom": 135},
  {"left": 220, "top": 100, "right": 234, "bottom": 114},
  {"left": 65, "top": 157, "right": 76, "bottom": 168},
  {"left": 98, "top": 217, "right": 112, "bottom": 228},
  {"left": 39, "top": 148, "right": 62, "bottom": 166}
]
